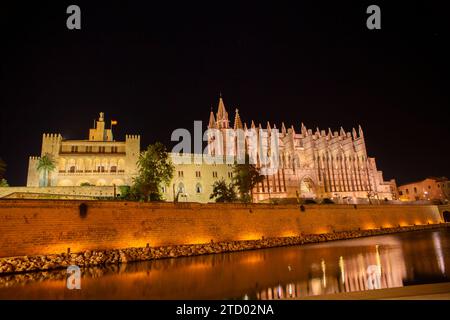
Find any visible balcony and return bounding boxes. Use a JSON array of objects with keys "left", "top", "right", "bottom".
[
  {"left": 59, "top": 151, "right": 126, "bottom": 155},
  {"left": 58, "top": 169, "right": 125, "bottom": 175}
]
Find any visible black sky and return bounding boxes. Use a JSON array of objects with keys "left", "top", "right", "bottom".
[{"left": 1, "top": 1, "right": 449, "bottom": 186}]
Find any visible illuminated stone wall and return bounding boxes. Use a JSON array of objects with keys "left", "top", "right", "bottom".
[
  {"left": 0, "top": 200, "right": 443, "bottom": 258},
  {"left": 0, "top": 186, "right": 115, "bottom": 199}
]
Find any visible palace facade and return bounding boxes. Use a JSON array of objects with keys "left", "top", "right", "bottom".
[{"left": 27, "top": 113, "right": 140, "bottom": 188}]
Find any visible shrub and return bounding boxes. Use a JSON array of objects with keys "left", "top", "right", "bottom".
[{"left": 321, "top": 198, "right": 335, "bottom": 204}]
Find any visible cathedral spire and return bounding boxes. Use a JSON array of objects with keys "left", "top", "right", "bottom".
[
  {"left": 281, "top": 122, "right": 287, "bottom": 135},
  {"left": 234, "top": 109, "right": 243, "bottom": 130},
  {"left": 251, "top": 120, "right": 256, "bottom": 129},
  {"left": 358, "top": 125, "right": 364, "bottom": 138},
  {"left": 340, "top": 126, "right": 345, "bottom": 136},
  {"left": 216, "top": 94, "right": 229, "bottom": 129},
  {"left": 352, "top": 127, "right": 357, "bottom": 139},
  {"left": 301, "top": 122, "right": 307, "bottom": 135},
  {"left": 208, "top": 108, "right": 216, "bottom": 129}
]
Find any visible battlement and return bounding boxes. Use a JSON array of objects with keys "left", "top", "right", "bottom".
[
  {"left": 125, "top": 134, "right": 140, "bottom": 140},
  {"left": 42, "top": 133, "right": 62, "bottom": 139},
  {"left": 29, "top": 156, "right": 40, "bottom": 160}
]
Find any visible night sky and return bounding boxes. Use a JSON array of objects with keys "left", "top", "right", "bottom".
[{"left": 1, "top": 1, "right": 449, "bottom": 186}]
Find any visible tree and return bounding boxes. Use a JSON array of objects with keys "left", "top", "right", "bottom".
[
  {"left": 0, "top": 158, "right": 6, "bottom": 180},
  {"left": 232, "top": 155, "right": 264, "bottom": 203},
  {"left": 133, "top": 142, "right": 174, "bottom": 201},
  {"left": 210, "top": 179, "right": 237, "bottom": 203},
  {"left": 36, "top": 153, "right": 56, "bottom": 187},
  {"left": 117, "top": 185, "right": 140, "bottom": 201},
  {"left": 320, "top": 198, "right": 335, "bottom": 204},
  {"left": 0, "top": 179, "right": 8, "bottom": 187}
]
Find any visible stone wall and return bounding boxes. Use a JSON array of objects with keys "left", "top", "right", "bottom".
[
  {"left": 0, "top": 200, "right": 443, "bottom": 258},
  {"left": 0, "top": 186, "right": 115, "bottom": 199}
]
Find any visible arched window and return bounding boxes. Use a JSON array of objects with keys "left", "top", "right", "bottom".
[
  {"left": 177, "top": 183, "right": 185, "bottom": 194},
  {"left": 195, "top": 183, "right": 202, "bottom": 194}
]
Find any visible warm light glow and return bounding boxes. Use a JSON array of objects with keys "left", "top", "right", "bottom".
[
  {"left": 281, "top": 231, "right": 298, "bottom": 238},
  {"left": 432, "top": 232, "right": 446, "bottom": 274},
  {"left": 321, "top": 259, "right": 327, "bottom": 288},
  {"left": 238, "top": 233, "right": 262, "bottom": 241},
  {"left": 46, "top": 244, "right": 83, "bottom": 255},
  {"left": 185, "top": 262, "right": 211, "bottom": 271},
  {"left": 314, "top": 229, "right": 330, "bottom": 234},
  {"left": 287, "top": 283, "right": 294, "bottom": 297},
  {"left": 188, "top": 238, "right": 212, "bottom": 245},
  {"left": 241, "top": 255, "right": 264, "bottom": 265},
  {"left": 339, "top": 256, "right": 345, "bottom": 284},
  {"left": 375, "top": 245, "right": 381, "bottom": 269}
]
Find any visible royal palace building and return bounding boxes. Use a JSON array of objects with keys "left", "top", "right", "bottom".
[{"left": 27, "top": 112, "right": 141, "bottom": 188}]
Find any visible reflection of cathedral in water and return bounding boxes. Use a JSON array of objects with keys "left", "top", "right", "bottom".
[
  {"left": 256, "top": 231, "right": 448, "bottom": 299},
  {"left": 257, "top": 241, "right": 408, "bottom": 299}
]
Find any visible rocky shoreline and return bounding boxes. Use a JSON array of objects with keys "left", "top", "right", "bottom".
[{"left": 0, "top": 224, "right": 448, "bottom": 275}]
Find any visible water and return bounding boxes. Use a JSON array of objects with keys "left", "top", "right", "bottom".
[{"left": 0, "top": 228, "right": 449, "bottom": 299}]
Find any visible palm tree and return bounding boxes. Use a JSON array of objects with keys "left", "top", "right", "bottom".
[
  {"left": 37, "top": 154, "right": 56, "bottom": 187},
  {"left": 0, "top": 157, "right": 6, "bottom": 180}
]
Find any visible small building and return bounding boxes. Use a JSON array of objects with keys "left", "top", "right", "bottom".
[
  {"left": 398, "top": 177, "right": 450, "bottom": 202},
  {"left": 27, "top": 112, "right": 140, "bottom": 187},
  {"left": 163, "top": 153, "right": 235, "bottom": 203}
]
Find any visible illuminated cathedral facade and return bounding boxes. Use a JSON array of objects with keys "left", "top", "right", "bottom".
[{"left": 206, "top": 96, "right": 397, "bottom": 202}]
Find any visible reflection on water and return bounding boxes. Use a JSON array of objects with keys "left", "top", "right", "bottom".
[{"left": 0, "top": 228, "right": 449, "bottom": 299}]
